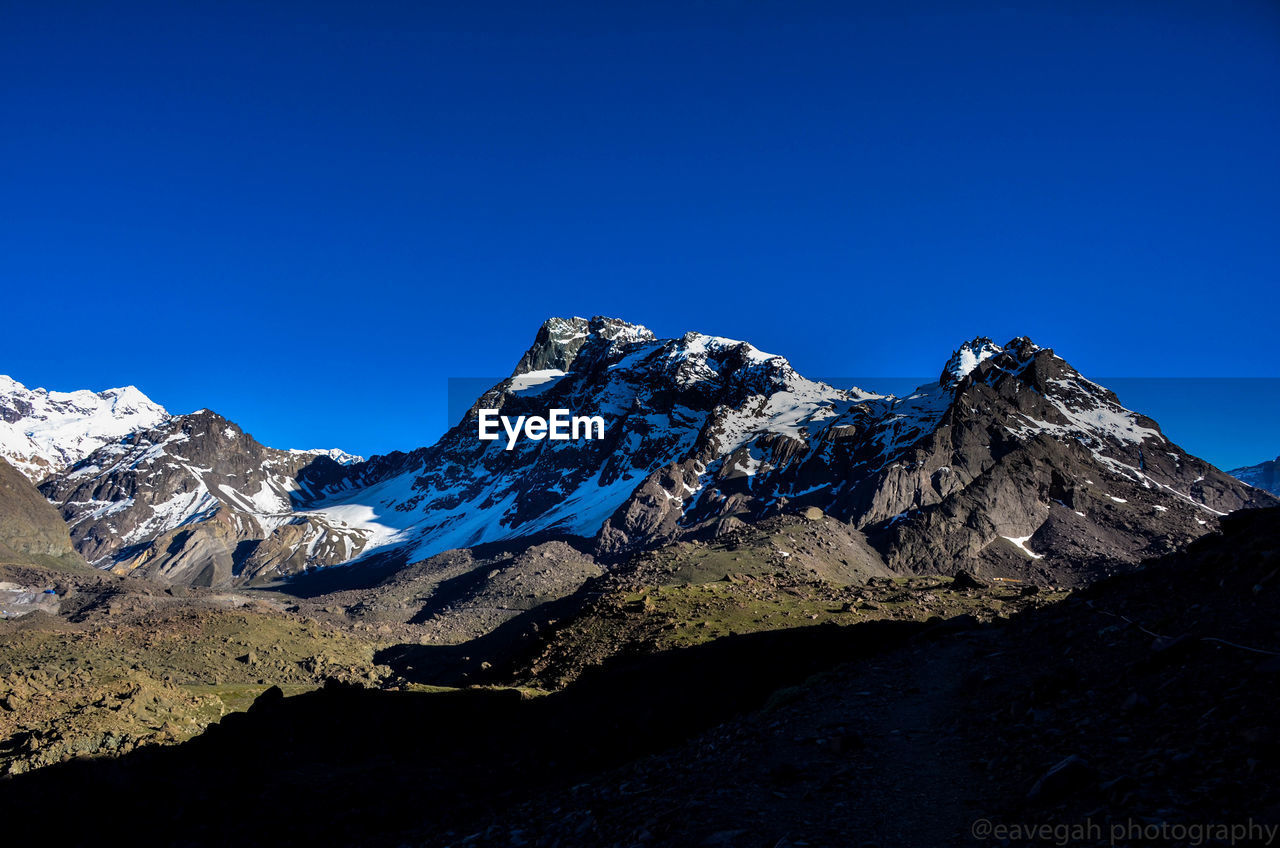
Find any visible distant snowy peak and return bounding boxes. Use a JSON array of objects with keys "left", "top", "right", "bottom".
[
  {"left": 289, "top": 448, "right": 365, "bottom": 466},
  {"left": 940, "top": 337, "right": 1004, "bottom": 386},
  {"left": 0, "top": 375, "right": 170, "bottom": 482},
  {"left": 1230, "top": 457, "right": 1280, "bottom": 496}
]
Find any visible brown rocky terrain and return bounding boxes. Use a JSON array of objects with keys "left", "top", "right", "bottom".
[
  {"left": 0, "top": 508, "right": 1047, "bottom": 780},
  {"left": 0, "top": 564, "right": 389, "bottom": 776},
  {"left": 0, "top": 507, "right": 1274, "bottom": 846},
  {"left": 429, "top": 504, "right": 1280, "bottom": 847}
]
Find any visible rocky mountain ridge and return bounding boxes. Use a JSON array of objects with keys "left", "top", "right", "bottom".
[
  {"left": 39, "top": 410, "right": 373, "bottom": 586},
  {"left": 1, "top": 375, "right": 362, "bottom": 486},
  {"left": 293, "top": 318, "right": 1271, "bottom": 584}
]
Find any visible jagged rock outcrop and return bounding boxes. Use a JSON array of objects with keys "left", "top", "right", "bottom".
[
  {"left": 513, "top": 316, "right": 656, "bottom": 375},
  {"left": 590, "top": 334, "right": 1273, "bottom": 583}
]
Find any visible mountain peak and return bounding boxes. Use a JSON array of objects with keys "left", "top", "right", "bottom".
[
  {"left": 514, "top": 316, "right": 655, "bottom": 375},
  {"left": 1001, "top": 336, "right": 1043, "bottom": 360},
  {"left": 289, "top": 447, "right": 365, "bottom": 466},
  {"left": 0, "top": 375, "right": 170, "bottom": 481},
  {"left": 940, "top": 337, "right": 1004, "bottom": 386}
]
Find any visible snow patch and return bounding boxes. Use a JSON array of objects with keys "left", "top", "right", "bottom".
[
  {"left": 508, "top": 369, "right": 566, "bottom": 396},
  {"left": 1002, "top": 534, "right": 1043, "bottom": 559}
]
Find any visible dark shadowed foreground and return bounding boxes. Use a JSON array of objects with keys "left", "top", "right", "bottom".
[{"left": 2, "top": 509, "right": 1278, "bottom": 847}]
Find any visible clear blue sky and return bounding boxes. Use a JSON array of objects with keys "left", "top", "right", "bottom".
[{"left": 2, "top": 1, "right": 1277, "bottom": 465}]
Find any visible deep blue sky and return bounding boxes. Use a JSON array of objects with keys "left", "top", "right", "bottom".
[{"left": 2, "top": 1, "right": 1277, "bottom": 466}]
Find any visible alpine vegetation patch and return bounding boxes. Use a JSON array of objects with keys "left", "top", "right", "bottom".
[{"left": 477, "top": 408, "right": 606, "bottom": 450}]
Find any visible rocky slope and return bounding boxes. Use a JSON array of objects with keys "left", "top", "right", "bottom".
[
  {"left": 0, "top": 457, "right": 85, "bottom": 572},
  {"left": 1231, "top": 455, "right": 1280, "bottom": 495},
  {"left": 447, "top": 506, "right": 1280, "bottom": 848},
  {"left": 0, "top": 375, "right": 168, "bottom": 482},
  {"left": 0, "top": 567, "right": 388, "bottom": 776}
]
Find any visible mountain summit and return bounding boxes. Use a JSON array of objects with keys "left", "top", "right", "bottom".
[
  {"left": 940, "top": 336, "right": 1005, "bottom": 386},
  {"left": 514, "top": 316, "right": 656, "bottom": 375},
  {"left": 0, "top": 376, "right": 168, "bottom": 482}
]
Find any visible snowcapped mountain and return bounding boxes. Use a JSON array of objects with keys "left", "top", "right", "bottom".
[
  {"left": 36, "top": 318, "right": 1276, "bottom": 588},
  {"left": 39, "top": 410, "right": 370, "bottom": 585},
  {"left": 289, "top": 318, "right": 1271, "bottom": 585},
  {"left": 0, "top": 376, "right": 169, "bottom": 482},
  {"left": 1231, "top": 456, "right": 1279, "bottom": 496},
  {"left": 289, "top": 448, "right": 365, "bottom": 466}
]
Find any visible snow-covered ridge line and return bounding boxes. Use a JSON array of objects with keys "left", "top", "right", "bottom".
[
  {"left": 0, "top": 374, "right": 170, "bottom": 482},
  {"left": 1230, "top": 456, "right": 1280, "bottom": 496},
  {"left": 288, "top": 448, "right": 365, "bottom": 466},
  {"left": 942, "top": 337, "right": 1004, "bottom": 385},
  {"left": 1, "top": 372, "right": 363, "bottom": 485}
]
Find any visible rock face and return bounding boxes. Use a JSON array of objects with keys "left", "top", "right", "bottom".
[
  {"left": 347, "top": 539, "right": 605, "bottom": 645},
  {"left": 0, "top": 375, "right": 169, "bottom": 483},
  {"left": 1230, "top": 456, "right": 1279, "bottom": 496},
  {"left": 513, "top": 316, "right": 654, "bottom": 375},
  {"left": 39, "top": 411, "right": 369, "bottom": 586},
  {"left": 0, "top": 456, "right": 85, "bottom": 570}
]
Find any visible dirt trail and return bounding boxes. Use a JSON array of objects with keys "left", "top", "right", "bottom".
[{"left": 837, "top": 634, "right": 993, "bottom": 845}]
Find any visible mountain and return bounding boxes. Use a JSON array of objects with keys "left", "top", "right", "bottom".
[
  {"left": 297, "top": 318, "right": 1270, "bottom": 584},
  {"left": 1230, "top": 456, "right": 1279, "bottom": 496},
  {"left": 38, "top": 410, "right": 378, "bottom": 587},
  {"left": 289, "top": 447, "right": 365, "bottom": 466},
  {"left": 36, "top": 318, "right": 1275, "bottom": 589},
  {"left": 0, "top": 375, "right": 169, "bottom": 482},
  {"left": 0, "top": 456, "right": 86, "bottom": 572}
]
